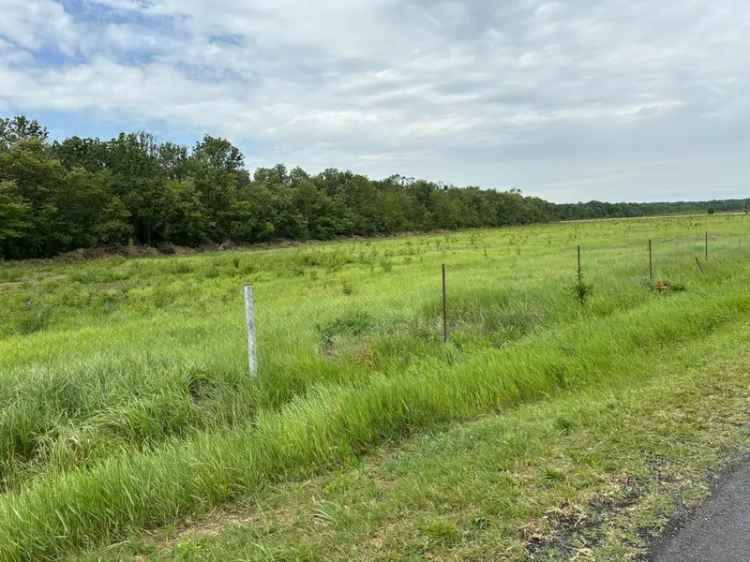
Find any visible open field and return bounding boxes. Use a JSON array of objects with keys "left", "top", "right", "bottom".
[{"left": 2, "top": 213, "right": 750, "bottom": 561}]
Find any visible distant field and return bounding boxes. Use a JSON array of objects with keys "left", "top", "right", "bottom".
[{"left": 2, "top": 213, "right": 750, "bottom": 561}]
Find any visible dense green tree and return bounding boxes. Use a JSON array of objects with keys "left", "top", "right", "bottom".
[
  {"left": 50, "top": 136, "right": 108, "bottom": 172},
  {"left": 2, "top": 114, "right": 747, "bottom": 261},
  {"left": 54, "top": 168, "right": 131, "bottom": 250},
  {"left": 162, "top": 179, "right": 211, "bottom": 245},
  {"left": 0, "top": 181, "right": 31, "bottom": 256},
  {"left": 229, "top": 183, "right": 278, "bottom": 242},
  {"left": 0, "top": 116, "right": 48, "bottom": 151}
]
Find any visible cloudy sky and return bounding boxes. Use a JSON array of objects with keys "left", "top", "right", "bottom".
[{"left": 1, "top": 1, "right": 748, "bottom": 202}]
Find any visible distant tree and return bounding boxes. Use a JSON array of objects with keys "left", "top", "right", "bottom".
[
  {"left": 157, "top": 142, "right": 190, "bottom": 180},
  {"left": 162, "top": 179, "right": 211, "bottom": 245},
  {"left": 191, "top": 135, "right": 244, "bottom": 173},
  {"left": 254, "top": 164, "right": 289, "bottom": 186},
  {"left": 5, "top": 113, "right": 748, "bottom": 261},
  {"left": 189, "top": 136, "right": 245, "bottom": 239},
  {"left": 0, "top": 139, "right": 65, "bottom": 256},
  {"left": 0, "top": 181, "right": 31, "bottom": 257},
  {"left": 0, "top": 116, "right": 48, "bottom": 151},
  {"left": 50, "top": 136, "right": 108, "bottom": 171}
]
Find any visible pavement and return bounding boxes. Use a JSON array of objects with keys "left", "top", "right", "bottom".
[{"left": 651, "top": 456, "right": 750, "bottom": 562}]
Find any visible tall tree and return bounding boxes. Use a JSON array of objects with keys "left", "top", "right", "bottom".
[{"left": 0, "top": 116, "right": 49, "bottom": 151}]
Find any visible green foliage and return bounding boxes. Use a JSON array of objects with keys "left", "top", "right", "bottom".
[
  {"left": 3, "top": 114, "right": 749, "bottom": 261},
  {"left": 317, "top": 311, "right": 374, "bottom": 352},
  {"left": 557, "top": 198, "right": 750, "bottom": 220},
  {"left": 0, "top": 181, "right": 30, "bottom": 244},
  {"left": 0, "top": 114, "right": 564, "bottom": 259},
  {"left": 0, "top": 116, "right": 48, "bottom": 151}
]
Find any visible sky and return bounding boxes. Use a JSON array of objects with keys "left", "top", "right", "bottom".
[{"left": 0, "top": 0, "right": 748, "bottom": 203}]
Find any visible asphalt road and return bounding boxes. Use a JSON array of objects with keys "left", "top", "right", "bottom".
[{"left": 651, "top": 457, "right": 750, "bottom": 562}]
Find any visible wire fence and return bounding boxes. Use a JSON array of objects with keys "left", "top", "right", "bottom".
[
  {"left": 242, "top": 223, "right": 750, "bottom": 377},
  {"left": 435, "top": 230, "right": 750, "bottom": 348}
]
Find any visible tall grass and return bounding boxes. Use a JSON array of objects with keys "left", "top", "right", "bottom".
[
  {"left": 0, "top": 248, "right": 744, "bottom": 493},
  {"left": 1, "top": 214, "right": 750, "bottom": 559},
  {"left": 0, "top": 286, "right": 748, "bottom": 561}
]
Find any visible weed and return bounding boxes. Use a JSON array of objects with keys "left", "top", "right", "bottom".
[
  {"left": 572, "top": 279, "right": 593, "bottom": 306},
  {"left": 317, "top": 311, "right": 374, "bottom": 353}
]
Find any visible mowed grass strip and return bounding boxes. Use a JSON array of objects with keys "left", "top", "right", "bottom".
[{"left": 0, "top": 286, "right": 748, "bottom": 561}]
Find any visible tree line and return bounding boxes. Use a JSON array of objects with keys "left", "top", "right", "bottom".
[{"left": 1, "top": 116, "right": 747, "bottom": 260}]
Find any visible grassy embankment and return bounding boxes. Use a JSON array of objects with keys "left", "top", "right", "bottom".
[
  {"left": 0, "top": 213, "right": 748, "bottom": 560},
  {"left": 78, "top": 314, "right": 750, "bottom": 561}
]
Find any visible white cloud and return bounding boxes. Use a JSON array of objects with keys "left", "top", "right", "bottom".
[
  {"left": 1, "top": 0, "right": 750, "bottom": 201},
  {"left": 0, "top": 0, "right": 79, "bottom": 54}
]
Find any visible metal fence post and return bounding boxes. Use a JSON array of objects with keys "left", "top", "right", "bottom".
[
  {"left": 442, "top": 264, "right": 448, "bottom": 344},
  {"left": 648, "top": 239, "right": 653, "bottom": 281},
  {"left": 243, "top": 284, "right": 257, "bottom": 377},
  {"left": 705, "top": 231, "right": 709, "bottom": 261}
]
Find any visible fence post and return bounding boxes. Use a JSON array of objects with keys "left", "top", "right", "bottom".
[
  {"left": 577, "top": 245, "right": 582, "bottom": 284},
  {"left": 648, "top": 239, "right": 653, "bottom": 281},
  {"left": 442, "top": 264, "right": 448, "bottom": 344},
  {"left": 243, "top": 284, "right": 257, "bottom": 377},
  {"left": 705, "top": 231, "right": 709, "bottom": 261}
]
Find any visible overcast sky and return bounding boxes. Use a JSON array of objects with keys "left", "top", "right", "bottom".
[{"left": 1, "top": 1, "right": 748, "bottom": 202}]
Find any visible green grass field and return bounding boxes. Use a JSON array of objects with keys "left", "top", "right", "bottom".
[{"left": 2, "top": 213, "right": 750, "bottom": 561}]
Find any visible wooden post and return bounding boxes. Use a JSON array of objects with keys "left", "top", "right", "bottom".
[
  {"left": 442, "top": 264, "right": 448, "bottom": 344},
  {"left": 705, "top": 231, "right": 709, "bottom": 261},
  {"left": 243, "top": 284, "right": 257, "bottom": 377},
  {"left": 577, "top": 245, "right": 582, "bottom": 284},
  {"left": 648, "top": 240, "right": 653, "bottom": 281}
]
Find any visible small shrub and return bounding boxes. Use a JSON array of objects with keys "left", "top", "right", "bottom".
[
  {"left": 317, "top": 311, "right": 373, "bottom": 353},
  {"left": 572, "top": 278, "right": 593, "bottom": 306}
]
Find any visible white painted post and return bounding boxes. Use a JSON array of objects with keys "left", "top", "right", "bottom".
[{"left": 243, "top": 284, "right": 257, "bottom": 377}]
